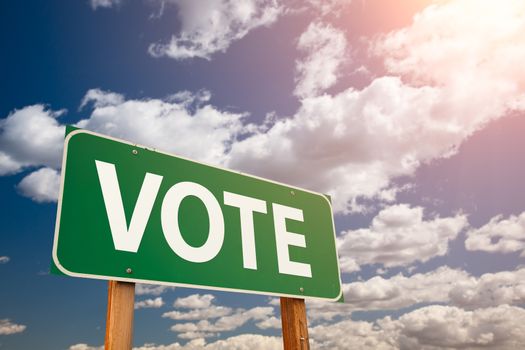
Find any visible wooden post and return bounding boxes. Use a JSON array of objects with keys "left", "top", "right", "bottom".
[
  {"left": 280, "top": 297, "right": 310, "bottom": 350},
  {"left": 105, "top": 281, "right": 136, "bottom": 350}
]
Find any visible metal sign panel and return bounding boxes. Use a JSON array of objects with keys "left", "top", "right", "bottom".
[{"left": 52, "top": 129, "right": 342, "bottom": 300}]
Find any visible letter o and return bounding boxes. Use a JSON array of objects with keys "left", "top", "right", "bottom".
[{"left": 161, "top": 182, "right": 224, "bottom": 263}]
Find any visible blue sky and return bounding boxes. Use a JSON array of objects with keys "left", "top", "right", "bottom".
[{"left": 2, "top": 0, "right": 525, "bottom": 349}]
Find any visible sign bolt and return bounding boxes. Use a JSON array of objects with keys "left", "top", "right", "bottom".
[
  {"left": 299, "top": 287, "right": 304, "bottom": 292},
  {"left": 126, "top": 268, "right": 132, "bottom": 274},
  {"left": 290, "top": 190, "right": 295, "bottom": 195},
  {"left": 132, "top": 149, "right": 138, "bottom": 155}
]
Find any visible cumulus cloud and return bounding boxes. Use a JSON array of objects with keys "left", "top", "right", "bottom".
[
  {"left": 17, "top": 167, "right": 61, "bottom": 203},
  {"left": 76, "top": 89, "right": 247, "bottom": 165},
  {"left": 390, "top": 305, "right": 525, "bottom": 349},
  {"left": 305, "top": 299, "right": 355, "bottom": 323},
  {"left": 228, "top": 78, "right": 443, "bottom": 212},
  {"left": 72, "top": 304, "right": 525, "bottom": 349},
  {"left": 4, "top": 89, "right": 245, "bottom": 171},
  {"left": 374, "top": 0, "right": 525, "bottom": 139},
  {"left": 163, "top": 305, "right": 232, "bottom": 321},
  {"left": 466, "top": 212, "right": 525, "bottom": 255},
  {"left": 0, "top": 105, "right": 65, "bottom": 175},
  {"left": 375, "top": 0, "right": 525, "bottom": 93},
  {"left": 80, "top": 88, "right": 125, "bottom": 109},
  {"left": 7, "top": 0, "right": 525, "bottom": 214},
  {"left": 337, "top": 204, "right": 467, "bottom": 272},
  {"left": 449, "top": 268, "right": 525, "bottom": 309},
  {"left": 0, "top": 256, "right": 10, "bottom": 264},
  {"left": 69, "top": 344, "right": 104, "bottom": 350},
  {"left": 306, "top": 267, "right": 467, "bottom": 323},
  {"left": 0, "top": 89, "right": 249, "bottom": 203},
  {"left": 255, "top": 316, "right": 281, "bottom": 329},
  {"left": 148, "top": 0, "right": 281, "bottom": 60},
  {"left": 164, "top": 293, "right": 262, "bottom": 337},
  {"left": 135, "top": 284, "right": 176, "bottom": 296},
  {"left": 310, "top": 305, "right": 525, "bottom": 350},
  {"left": 227, "top": 0, "right": 525, "bottom": 213},
  {"left": 226, "top": 65, "right": 522, "bottom": 212},
  {"left": 131, "top": 334, "right": 281, "bottom": 349},
  {"left": 173, "top": 294, "right": 215, "bottom": 309},
  {"left": 344, "top": 266, "right": 468, "bottom": 311},
  {"left": 294, "top": 22, "right": 347, "bottom": 98},
  {"left": 135, "top": 297, "right": 164, "bottom": 309},
  {"left": 0, "top": 319, "right": 26, "bottom": 335},
  {"left": 307, "top": 267, "right": 525, "bottom": 324},
  {"left": 310, "top": 319, "right": 395, "bottom": 350},
  {"left": 197, "top": 334, "right": 281, "bottom": 349},
  {"left": 170, "top": 306, "right": 274, "bottom": 339},
  {"left": 306, "top": 0, "right": 353, "bottom": 17},
  {"left": 89, "top": 0, "right": 122, "bottom": 10},
  {"left": 345, "top": 267, "right": 525, "bottom": 311}
]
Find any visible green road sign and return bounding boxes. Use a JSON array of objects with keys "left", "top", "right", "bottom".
[{"left": 52, "top": 129, "right": 342, "bottom": 300}]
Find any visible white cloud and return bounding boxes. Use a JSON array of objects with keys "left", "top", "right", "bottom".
[
  {"left": 17, "top": 167, "right": 61, "bottom": 203},
  {"left": 206, "top": 306, "right": 274, "bottom": 331},
  {"left": 375, "top": 0, "right": 525, "bottom": 93},
  {"left": 306, "top": 0, "right": 353, "bottom": 17},
  {"left": 308, "top": 267, "right": 525, "bottom": 324},
  {"left": 267, "top": 297, "right": 280, "bottom": 306},
  {"left": 170, "top": 321, "right": 211, "bottom": 336},
  {"left": 148, "top": 0, "right": 281, "bottom": 60},
  {"left": 80, "top": 88, "right": 125, "bottom": 109},
  {"left": 132, "top": 334, "right": 281, "bottom": 350},
  {"left": 389, "top": 305, "right": 525, "bottom": 349},
  {"left": 75, "top": 304, "right": 525, "bottom": 349},
  {"left": 449, "top": 268, "right": 525, "bottom": 309},
  {"left": 227, "top": 66, "right": 519, "bottom": 212},
  {"left": 0, "top": 256, "right": 9, "bottom": 264},
  {"left": 307, "top": 268, "right": 466, "bottom": 323},
  {"left": 166, "top": 295, "right": 272, "bottom": 338},
  {"left": 310, "top": 319, "right": 395, "bottom": 350},
  {"left": 294, "top": 22, "right": 347, "bottom": 98},
  {"left": 170, "top": 306, "right": 274, "bottom": 339},
  {"left": 197, "top": 334, "right": 281, "bottom": 349},
  {"left": 76, "top": 90, "right": 247, "bottom": 165},
  {"left": 305, "top": 299, "right": 354, "bottom": 323},
  {"left": 310, "top": 305, "right": 525, "bottom": 350},
  {"left": 373, "top": 0, "right": 525, "bottom": 138},
  {"left": 0, "top": 152, "right": 21, "bottom": 175},
  {"left": 135, "top": 284, "right": 176, "bottom": 296},
  {"left": 255, "top": 316, "right": 281, "bottom": 329},
  {"left": 0, "top": 319, "right": 26, "bottom": 335},
  {"left": 0, "top": 89, "right": 248, "bottom": 203},
  {"left": 227, "top": 0, "right": 525, "bottom": 213},
  {"left": 7, "top": 1, "right": 525, "bottom": 215},
  {"left": 343, "top": 266, "right": 468, "bottom": 311},
  {"left": 178, "top": 332, "right": 217, "bottom": 340},
  {"left": 135, "top": 297, "right": 164, "bottom": 309},
  {"left": 228, "top": 78, "right": 445, "bottom": 212},
  {"left": 163, "top": 305, "right": 232, "bottom": 321},
  {"left": 134, "top": 339, "right": 207, "bottom": 350},
  {"left": 0, "top": 105, "right": 65, "bottom": 175},
  {"left": 344, "top": 267, "right": 525, "bottom": 312},
  {"left": 466, "top": 212, "right": 525, "bottom": 255},
  {"left": 337, "top": 204, "right": 467, "bottom": 271},
  {"left": 69, "top": 344, "right": 104, "bottom": 350},
  {"left": 165, "top": 90, "right": 212, "bottom": 107},
  {"left": 173, "top": 294, "right": 215, "bottom": 309},
  {"left": 89, "top": 0, "right": 122, "bottom": 10}
]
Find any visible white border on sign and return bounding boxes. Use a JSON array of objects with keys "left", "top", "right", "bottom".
[{"left": 52, "top": 129, "right": 343, "bottom": 301}]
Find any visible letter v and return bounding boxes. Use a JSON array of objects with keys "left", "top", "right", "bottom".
[{"left": 95, "top": 160, "right": 163, "bottom": 252}]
